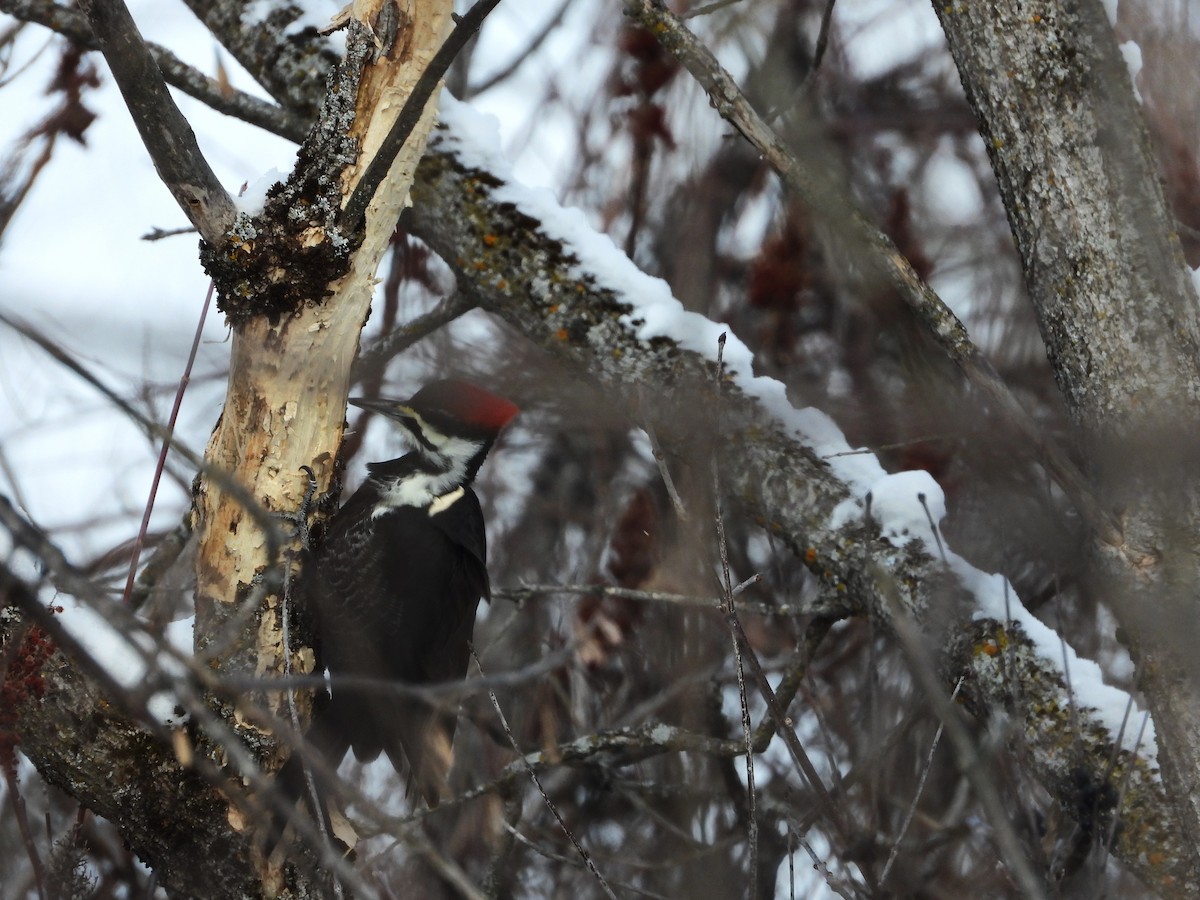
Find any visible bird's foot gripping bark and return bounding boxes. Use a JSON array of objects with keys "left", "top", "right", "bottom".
[{"left": 276, "top": 465, "right": 339, "bottom": 551}]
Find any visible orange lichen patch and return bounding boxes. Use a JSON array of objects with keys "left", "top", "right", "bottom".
[
  {"left": 473, "top": 260, "right": 488, "bottom": 271},
  {"left": 804, "top": 547, "right": 818, "bottom": 564},
  {"left": 482, "top": 233, "right": 498, "bottom": 246},
  {"left": 555, "top": 328, "right": 570, "bottom": 342}
]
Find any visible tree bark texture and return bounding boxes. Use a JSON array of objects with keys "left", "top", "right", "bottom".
[
  {"left": 935, "top": 0, "right": 1200, "bottom": 874},
  {"left": 188, "top": 0, "right": 453, "bottom": 891}
]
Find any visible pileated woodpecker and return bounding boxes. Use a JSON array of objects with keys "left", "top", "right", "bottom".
[{"left": 287, "top": 379, "right": 518, "bottom": 816}]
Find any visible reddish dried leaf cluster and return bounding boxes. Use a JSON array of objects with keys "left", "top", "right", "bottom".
[
  {"left": 1, "top": 614, "right": 58, "bottom": 773},
  {"left": 38, "top": 44, "right": 101, "bottom": 146},
  {"left": 576, "top": 489, "right": 658, "bottom": 668}
]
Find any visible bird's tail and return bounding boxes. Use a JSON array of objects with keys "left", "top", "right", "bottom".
[
  {"left": 266, "top": 694, "right": 349, "bottom": 854},
  {"left": 388, "top": 698, "right": 457, "bottom": 808}
]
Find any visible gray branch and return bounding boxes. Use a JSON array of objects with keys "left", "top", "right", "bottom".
[
  {"left": 76, "top": 0, "right": 236, "bottom": 243},
  {"left": 934, "top": 0, "right": 1200, "bottom": 871}
]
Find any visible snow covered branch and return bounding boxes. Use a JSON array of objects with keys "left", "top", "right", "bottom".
[{"left": 405, "top": 104, "right": 1192, "bottom": 893}]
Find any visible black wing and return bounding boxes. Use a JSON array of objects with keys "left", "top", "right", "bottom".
[{"left": 304, "top": 481, "right": 488, "bottom": 805}]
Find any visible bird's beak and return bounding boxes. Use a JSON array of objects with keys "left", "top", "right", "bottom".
[{"left": 348, "top": 397, "right": 417, "bottom": 425}]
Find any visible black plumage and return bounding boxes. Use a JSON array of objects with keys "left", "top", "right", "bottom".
[
  {"left": 303, "top": 459, "right": 489, "bottom": 804},
  {"left": 278, "top": 380, "right": 517, "bottom": 832}
]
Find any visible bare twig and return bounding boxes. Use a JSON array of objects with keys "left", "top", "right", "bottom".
[
  {"left": 470, "top": 645, "right": 618, "bottom": 900},
  {"left": 352, "top": 291, "right": 476, "bottom": 384},
  {"left": 879, "top": 676, "right": 963, "bottom": 885},
  {"left": 0, "top": 0, "right": 307, "bottom": 142},
  {"left": 710, "top": 333, "right": 758, "bottom": 896},
  {"left": 639, "top": 386, "right": 689, "bottom": 520},
  {"left": 874, "top": 564, "right": 1050, "bottom": 900},
  {"left": 916, "top": 492, "right": 946, "bottom": 563},
  {"left": 1, "top": 763, "right": 47, "bottom": 900},
  {"left": 1105, "top": 711, "right": 1151, "bottom": 858},
  {"left": 120, "top": 280, "right": 214, "bottom": 606},
  {"left": 807, "top": 0, "right": 837, "bottom": 85},
  {"left": 342, "top": 0, "right": 503, "bottom": 231},
  {"left": 682, "top": 0, "right": 741, "bottom": 18},
  {"left": 493, "top": 579, "right": 810, "bottom": 617},
  {"left": 76, "top": 0, "right": 236, "bottom": 242},
  {"left": 466, "top": 0, "right": 571, "bottom": 97},
  {"left": 405, "top": 827, "right": 489, "bottom": 900},
  {"left": 141, "top": 225, "right": 197, "bottom": 241}
]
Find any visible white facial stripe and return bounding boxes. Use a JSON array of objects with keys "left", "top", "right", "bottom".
[{"left": 371, "top": 443, "right": 482, "bottom": 516}]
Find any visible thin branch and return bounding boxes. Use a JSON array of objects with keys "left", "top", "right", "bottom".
[
  {"left": 682, "top": 0, "right": 741, "bottom": 18},
  {"left": 807, "top": 0, "right": 836, "bottom": 85},
  {"left": 470, "top": 645, "right": 619, "bottom": 900},
  {"left": 76, "top": 0, "right": 236, "bottom": 243},
  {"left": 622, "top": 0, "right": 1122, "bottom": 548},
  {"left": 120, "top": 280, "right": 214, "bottom": 605},
  {"left": 493, "top": 580, "right": 816, "bottom": 617},
  {"left": 1, "top": 763, "right": 47, "bottom": 900},
  {"left": 465, "top": 0, "right": 571, "bottom": 97},
  {"left": 404, "top": 827, "right": 488, "bottom": 900},
  {"left": 352, "top": 290, "right": 476, "bottom": 384},
  {"left": 140, "top": 225, "right": 197, "bottom": 241},
  {"left": 879, "top": 676, "right": 963, "bottom": 885},
  {"left": 342, "top": 0, "right": 503, "bottom": 231},
  {"left": 875, "top": 565, "right": 1050, "bottom": 900},
  {"left": 710, "top": 333, "right": 757, "bottom": 897},
  {"left": 0, "top": 0, "right": 308, "bottom": 143},
  {"left": 639, "top": 387, "right": 689, "bottom": 520}
]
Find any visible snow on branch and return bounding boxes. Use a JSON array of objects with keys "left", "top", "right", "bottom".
[{"left": 405, "top": 97, "right": 1188, "bottom": 893}]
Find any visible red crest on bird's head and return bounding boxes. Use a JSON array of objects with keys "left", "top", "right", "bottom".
[{"left": 408, "top": 379, "right": 519, "bottom": 433}]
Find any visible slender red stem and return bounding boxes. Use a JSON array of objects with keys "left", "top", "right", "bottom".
[{"left": 120, "top": 280, "right": 214, "bottom": 604}]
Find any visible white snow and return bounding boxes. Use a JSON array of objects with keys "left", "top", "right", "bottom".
[
  {"left": 235, "top": 167, "right": 286, "bottom": 216},
  {"left": 57, "top": 599, "right": 191, "bottom": 725},
  {"left": 1119, "top": 41, "right": 1144, "bottom": 104},
  {"left": 435, "top": 94, "right": 1158, "bottom": 764}
]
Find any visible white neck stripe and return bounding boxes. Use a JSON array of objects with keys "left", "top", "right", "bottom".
[{"left": 428, "top": 485, "right": 465, "bottom": 516}]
